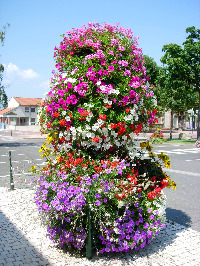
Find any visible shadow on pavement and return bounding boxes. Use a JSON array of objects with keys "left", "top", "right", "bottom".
[
  {"left": 58, "top": 209, "right": 192, "bottom": 263},
  {"left": 0, "top": 210, "right": 50, "bottom": 265},
  {"left": 166, "top": 207, "right": 192, "bottom": 228}
]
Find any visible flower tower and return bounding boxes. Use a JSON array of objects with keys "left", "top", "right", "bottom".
[{"left": 35, "top": 22, "right": 176, "bottom": 258}]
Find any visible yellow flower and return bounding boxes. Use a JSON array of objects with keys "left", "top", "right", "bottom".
[
  {"left": 164, "top": 160, "right": 171, "bottom": 168},
  {"left": 146, "top": 142, "right": 153, "bottom": 152},
  {"left": 158, "top": 152, "right": 169, "bottom": 163},
  {"left": 30, "top": 165, "right": 37, "bottom": 174},
  {"left": 140, "top": 142, "right": 146, "bottom": 149},
  {"left": 149, "top": 152, "right": 156, "bottom": 157},
  {"left": 171, "top": 181, "right": 177, "bottom": 190}
]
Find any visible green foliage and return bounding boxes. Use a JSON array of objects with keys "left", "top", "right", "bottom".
[
  {"left": 143, "top": 55, "right": 162, "bottom": 86},
  {"left": 158, "top": 26, "right": 200, "bottom": 135},
  {"left": 0, "top": 23, "right": 10, "bottom": 108}
]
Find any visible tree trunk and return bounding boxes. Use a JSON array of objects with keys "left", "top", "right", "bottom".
[
  {"left": 178, "top": 112, "right": 184, "bottom": 130},
  {"left": 197, "top": 90, "right": 200, "bottom": 140}
]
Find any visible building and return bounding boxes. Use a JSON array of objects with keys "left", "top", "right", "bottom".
[{"left": 0, "top": 97, "right": 42, "bottom": 129}]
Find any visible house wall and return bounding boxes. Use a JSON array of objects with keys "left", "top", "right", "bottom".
[
  {"left": 8, "top": 98, "right": 20, "bottom": 108},
  {"left": 2, "top": 106, "right": 40, "bottom": 126}
]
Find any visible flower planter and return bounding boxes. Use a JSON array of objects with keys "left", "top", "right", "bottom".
[{"left": 33, "top": 22, "right": 176, "bottom": 258}]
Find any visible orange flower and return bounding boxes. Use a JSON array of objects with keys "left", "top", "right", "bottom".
[
  {"left": 92, "top": 136, "right": 100, "bottom": 142},
  {"left": 98, "top": 114, "right": 106, "bottom": 120},
  {"left": 53, "top": 112, "right": 60, "bottom": 118},
  {"left": 59, "top": 119, "right": 66, "bottom": 127}
]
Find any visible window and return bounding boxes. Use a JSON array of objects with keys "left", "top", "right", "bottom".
[
  {"left": 25, "top": 107, "right": 29, "bottom": 113},
  {"left": 31, "top": 107, "right": 36, "bottom": 112},
  {"left": 30, "top": 118, "right": 35, "bottom": 125}
]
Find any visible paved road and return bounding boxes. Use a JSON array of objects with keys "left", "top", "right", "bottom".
[
  {"left": 0, "top": 136, "right": 45, "bottom": 189},
  {"left": 0, "top": 130, "right": 200, "bottom": 232},
  {"left": 155, "top": 142, "right": 200, "bottom": 232}
]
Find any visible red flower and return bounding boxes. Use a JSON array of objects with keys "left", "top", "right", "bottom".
[
  {"left": 53, "top": 112, "right": 60, "bottom": 118},
  {"left": 129, "top": 124, "right": 134, "bottom": 129},
  {"left": 118, "top": 127, "right": 127, "bottom": 135},
  {"left": 111, "top": 123, "right": 118, "bottom": 129},
  {"left": 147, "top": 191, "right": 156, "bottom": 199},
  {"left": 59, "top": 119, "right": 66, "bottom": 127},
  {"left": 127, "top": 174, "right": 137, "bottom": 185},
  {"left": 92, "top": 136, "right": 100, "bottom": 142},
  {"left": 98, "top": 114, "right": 106, "bottom": 120},
  {"left": 47, "top": 122, "right": 52, "bottom": 128}
]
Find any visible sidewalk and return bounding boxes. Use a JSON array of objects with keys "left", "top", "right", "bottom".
[
  {"left": 0, "top": 128, "right": 197, "bottom": 140},
  {"left": 0, "top": 128, "right": 200, "bottom": 265},
  {"left": 0, "top": 187, "right": 200, "bottom": 266}
]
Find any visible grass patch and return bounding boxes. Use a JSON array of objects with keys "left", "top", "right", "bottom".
[{"left": 166, "top": 139, "right": 196, "bottom": 144}]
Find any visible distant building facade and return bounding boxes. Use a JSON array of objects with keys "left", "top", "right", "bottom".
[{"left": 0, "top": 97, "right": 42, "bottom": 129}]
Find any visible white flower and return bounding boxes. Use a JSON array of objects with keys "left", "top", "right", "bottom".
[
  {"left": 68, "top": 77, "right": 76, "bottom": 83},
  {"left": 62, "top": 111, "right": 67, "bottom": 116},
  {"left": 85, "top": 124, "right": 91, "bottom": 130},
  {"left": 103, "top": 97, "right": 109, "bottom": 103},
  {"left": 65, "top": 116, "right": 71, "bottom": 121},
  {"left": 115, "top": 141, "right": 121, "bottom": 147},
  {"left": 86, "top": 116, "right": 91, "bottom": 122},
  {"left": 82, "top": 131, "right": 86, "bottom": 139},
  {"left": 102, "top": 127, "right": 108, "bottom": 136},
  {"left": 62, "top": 73, "right": 68, "bottom": 78},
  {"left": 111, "top": 89, "right": 120, "bottom": 95},
  {"left": 118, "top": 200, "right": 125, "bottom": 208},
  {"left": 122, "top": 135, "right": 127, "bottom": 141},
  {"left": 86, "top": 132, "right": 95, "bottom": 138},
  {"left": 92, "top": 123, "right": 99, "bottom": 131},
  {"left": 59, "top": 132, "right": 63, "bottom": 138},
  {"left": 77, "top": 126, "right": 82, "bottom": 132},
  {"left": 97, "top": 81, "right": 101, "bottom": 86},
  {"left": 88, "top": 112, "right": 93, "bottom": 117}
]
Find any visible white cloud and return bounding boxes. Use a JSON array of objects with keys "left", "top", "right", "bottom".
[
  {"left": 6, "top": 63, "right": 39, "bottom": 79},
  {"left": 39, "top": 79, "right": 50, "bottom": 96}
]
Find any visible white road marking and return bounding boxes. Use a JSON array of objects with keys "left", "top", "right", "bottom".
[
  {"left": 164, "top": 168, "right": 200, "bottom": 177},
  {"left": 36, "top": 162, "right": 46, "bottom": 166},
  {"left": 155, "top": 150, "right": 185, "bottom": 154}
]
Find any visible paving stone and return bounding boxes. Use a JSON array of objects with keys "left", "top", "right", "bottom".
[{"left": 0, "top": 187, "right": 200, "bottom": 266}]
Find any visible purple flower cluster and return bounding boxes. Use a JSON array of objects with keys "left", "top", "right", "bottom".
[
  {"left": 98, "top": 205, "right": 164, "bottom": 253},
  {"left": 34, "top": 174, "right": 87, "bottom": 249}
]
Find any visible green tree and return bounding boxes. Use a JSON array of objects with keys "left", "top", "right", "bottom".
[
  {"left": 159, "top": 28, "right": 199, "bottom": 138},
  {"left": 183, "top": 27, "right": 200, "bottom": 139},
  {"left": 143, "top": 55, "right": 161, "bottom": 86},
  {"left": 143, "top": 55, "right": 166, "bottom": 112},
  {"left": 0, "top": 23, "right": 10, "bottom": 109}
]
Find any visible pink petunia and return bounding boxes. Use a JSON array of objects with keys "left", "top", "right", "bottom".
[{"left": 108, "top": 65, "right": 114, "bottom": 72}]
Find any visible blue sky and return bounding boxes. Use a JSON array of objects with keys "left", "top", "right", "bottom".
[{"left": 0, "top": 0, "right": 200, "bottom": 101}]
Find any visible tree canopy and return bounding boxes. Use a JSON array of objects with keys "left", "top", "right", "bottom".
[
  {"left": 0, "top": 23, "right": 10, "bottom": 109},
  {"left": 159, "top": 27, "right": 200, "bottom": 137}
]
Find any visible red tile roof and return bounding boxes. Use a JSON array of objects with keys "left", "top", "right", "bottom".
[
  {"left": 13, "top": 97, "right": 42, "bottom": 106},
  {"left": 0, "top": 107, "right": 16, "bottom": 116}
]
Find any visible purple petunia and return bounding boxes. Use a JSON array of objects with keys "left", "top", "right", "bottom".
[{"left": 95, "top": 200, "right": 101, "bottom": 206}]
